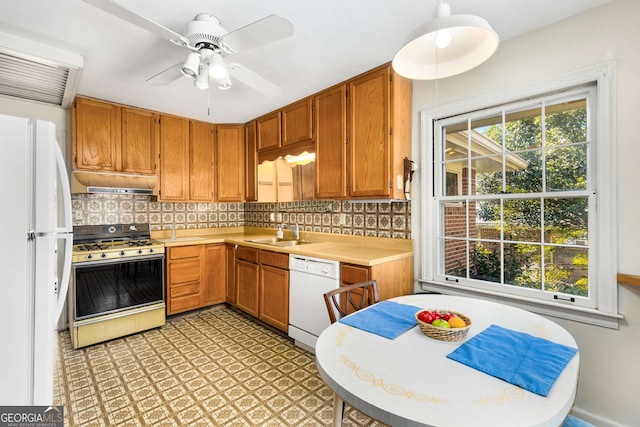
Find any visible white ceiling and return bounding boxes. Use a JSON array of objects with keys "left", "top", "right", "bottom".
[{"left": 0, "top": 0, "right": 610, "bottom": 123}]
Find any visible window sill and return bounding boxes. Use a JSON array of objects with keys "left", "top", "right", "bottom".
[{"left": 419, "top": 279, "right": 623, "bottom": 329}]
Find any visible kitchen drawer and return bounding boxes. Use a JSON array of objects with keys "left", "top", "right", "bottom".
[
  {"left": 168, "top": 293, "right": 201, "bottom": 314},
  {"left": 169, "top": 282, "right": 200, "bottom": 298},
  {"left": 169, "top": 259, "right": 201, "bottom": 283},
  {"left": 259, "top": 250, "right": 289, "bottom": 269},
  {"left": 169, "top": 245, "right": 201, "bottom": 260},
  {"left": 236, "top": 246, "right": 259, "bottom": 264},
  {"left": 341, "top": 263, "right": 370, "bottom": 284}
]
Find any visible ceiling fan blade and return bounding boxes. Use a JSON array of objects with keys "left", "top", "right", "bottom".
[
  {"left": 227, "top": 63, "right": 281, "bottom": 97},
  {"left": 223, "top": 15, "right": 294, "bottom": 53},
  {"left": 146, "top": 62, "right": 183, "bottom": 86},
  {"left": 82, "top": 0, "right": 191, "bottom": 48}
]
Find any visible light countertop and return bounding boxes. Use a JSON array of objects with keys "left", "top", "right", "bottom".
[{"left": 152, "top": 227, "right": 412, "bottom": 266}]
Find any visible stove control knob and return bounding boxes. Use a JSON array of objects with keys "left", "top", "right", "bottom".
[
  {"left": 87, "top": 254, "right": 93, "bottom": 260},
  {"left": 120, "top": 251, "right": 126, "bottom": 256},
  {"left": 137, "top": 249, "right": 143, "bottom": 255},
  {"left": 101, "top": 253, "right": 107, "bottom": 258},
  {"left": 149, "top": 248, "right": 154, "bottom": 253}
]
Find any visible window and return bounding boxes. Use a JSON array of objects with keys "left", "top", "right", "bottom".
[{"left": 420, "top": 63, "right": 619, "bottom": 328}]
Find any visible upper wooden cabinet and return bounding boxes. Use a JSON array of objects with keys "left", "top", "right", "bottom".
[
  {"left": 245, "top": 121, "right": 258, "bottom": 202},
  {"left": 256, "top": 97, "right": 314, "bottom": 155},
  {"left": 158, "top": 115, "right": 189, "bottom": 201},
  {"left": 121, "top": 107, "right": 159, "bottom": 175},
  {"left": 282, "top": 97, "right": 314, "bottom": 146},
  {"left": 159, "top": 118, "right": 227, "bottom": 203},
  {"left": 72, "top": 97, "right": 159, "bottom": 175},
  {"left": 314, "top": 85, "right": 348, "bottom": 199},
  {"left": 256, "top": 111, "right": 281, "bottom": 152},
  {"left": 189, "top": 121, "right": 215, "bottom": 201},
  {"left": 347, "top": 65, "right": 411, "bottom": 199},
  {"left": 216, "top": 124, "right": 245, "bottom": 202}
]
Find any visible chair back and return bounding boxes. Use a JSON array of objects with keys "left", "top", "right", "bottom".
[{"left": 323, "top": 280, "right": 379, "bottom": 324}]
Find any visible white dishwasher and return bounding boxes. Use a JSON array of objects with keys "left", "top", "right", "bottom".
[{"left": 289, "top": 254, "right": 340, "bottom": 352}]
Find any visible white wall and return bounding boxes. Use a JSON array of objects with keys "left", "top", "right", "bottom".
[
  {"left": 411, "top": 1, "right": 639, "bottom": 425},
  {"left": 0, "top": 95, "right": 71, "bottom": 168}
]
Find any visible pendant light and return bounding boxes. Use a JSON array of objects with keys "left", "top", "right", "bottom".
[{"left": 392, "top": 1, "right": 499, "bottom": 80}]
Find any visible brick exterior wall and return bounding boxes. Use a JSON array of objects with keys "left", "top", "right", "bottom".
[{"left": 444, "top": 168, "right": 476, "bottom": 275}]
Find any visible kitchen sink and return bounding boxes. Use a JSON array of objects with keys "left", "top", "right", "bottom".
[{"left": 246, "top": 237, "right": 314, "bottom": 247}]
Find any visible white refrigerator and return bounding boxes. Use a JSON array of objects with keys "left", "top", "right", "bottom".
[{"left": 0, "top": 114, "right": 73, "bottom": 405}]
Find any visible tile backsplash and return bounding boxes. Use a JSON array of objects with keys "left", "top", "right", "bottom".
[{"left": 71, "top": 194, "right": 411, "bottom": 239}]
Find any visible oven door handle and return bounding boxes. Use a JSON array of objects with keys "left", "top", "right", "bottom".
[{"left": 72, "top": 253, "right": 166, "bottom": 267}]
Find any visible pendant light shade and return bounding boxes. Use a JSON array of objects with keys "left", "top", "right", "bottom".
[{"left": 392, "top": 2, "right": 499, "bottom": 80}]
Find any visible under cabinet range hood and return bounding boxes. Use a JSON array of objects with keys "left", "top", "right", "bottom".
[
  {"left": 0, "top": 32, "right": 83, "bottom": 107},
  {"left": 71, "top": 171, "right": 158, "bottom": 196}
]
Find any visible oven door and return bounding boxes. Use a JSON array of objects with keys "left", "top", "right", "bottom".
[{"left": 71, "top": 254, "right": 165, "bottom": 321}]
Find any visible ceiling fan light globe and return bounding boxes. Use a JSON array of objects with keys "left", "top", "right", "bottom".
[
  {"left": 208, "top": 52, "right": 228, "bottom": 80},
  {"left": 217, "top": 74, "right": 232, "bottom": 90},
  {"left": 195, "top": 64, "right": 209, "bottom": 89},
  {"left": 180, "top": 52, "right": 200, "bottom": 79}
]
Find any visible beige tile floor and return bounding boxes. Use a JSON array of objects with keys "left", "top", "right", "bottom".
[{"left": 55, "top": 306, "right": 386, "bottom": 426}]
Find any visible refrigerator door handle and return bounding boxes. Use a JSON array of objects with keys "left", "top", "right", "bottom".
[
  {"left": 54, "top": 234, "right": 73, "bottom": 323},
  {"left": 53, "top": 137, "right": 73, "bottom": 234}
]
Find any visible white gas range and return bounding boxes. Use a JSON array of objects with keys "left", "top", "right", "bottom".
[{"left": 69, "top": 224, "right": 166, "bottom": 348}]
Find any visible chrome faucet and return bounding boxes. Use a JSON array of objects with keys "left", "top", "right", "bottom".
[{"left": 280, "top": 223, "right": 300, "bottom": 240}]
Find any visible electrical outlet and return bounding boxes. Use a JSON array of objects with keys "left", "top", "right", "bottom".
[
  {"left": 74, "top": 210, "right": 83, "bottom": 221},
  {"left": 269, "top": 212, "right": 276, "bottom": 222},
  {"left": 339, "top": 213, "right": 346, "bottom": 225}
]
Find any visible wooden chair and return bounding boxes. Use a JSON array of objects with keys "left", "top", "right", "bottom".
[{"left": 323, "top": 280, "right": 380, "bottom": 324}]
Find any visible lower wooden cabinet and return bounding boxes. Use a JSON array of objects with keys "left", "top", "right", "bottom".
[
  {"left": 226, "top": 244, "right": 237, "bottom": 306},
  {"left": 259, "top": 251, "right": 289, "bottom": 331},
  {"left": 235, "top": 246, "right": 260, "bottom": 317},
  {"left": 341, "top": 258, "right": 413, "bottom": 301},
  {"left": 166, "top": 243, "right": 226, "bottom": 315},
  {"left": 234, "top": 247, "right": 290, "bottom": 332},
  {"left": 203, "top": 244, "right": 226, "bottom": 305}
]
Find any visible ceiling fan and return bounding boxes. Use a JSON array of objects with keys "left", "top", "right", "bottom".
[{"left": 82, "top": 0, "right": 294, "bottom": 96}]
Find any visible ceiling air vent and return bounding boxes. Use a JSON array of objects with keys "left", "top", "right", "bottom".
[{"left": 0, "top": 32, "right": 83, "bottom": 107}]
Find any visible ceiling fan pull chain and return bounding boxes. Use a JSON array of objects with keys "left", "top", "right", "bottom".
[{"left": 208, "top": 89, "right": 211, "bottom": 116}]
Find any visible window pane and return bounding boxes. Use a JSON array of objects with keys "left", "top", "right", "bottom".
[
  {"left": 546, "top": 144, "right": 587, "bottom": 191},
  {"left": 504, "top": 243, "right": 541, "bottom": 289},
  {"left": 473, "top": 155, "right": 502, "bottom": 195},
  {"left": 468, "top": 240, "right": 500, "bottom": 283},
  {"left": 505, "top": 106, "right": 542, "bottom": 150},
  {"left": 443, "top": 238, "right": 467, "bottom": 277},
  {"left": 472, "top": 115, "right": 503, "bottom": 153},
  {"left": 504, "top": 149, "right": 542, "bottom": 193},
  {"left": 545, "top": 99, "right": 587, "bottom": 146},
  {"left": 442, "top": 201, "right": 467, "bottom": 237},
  {"left": 503, "top": 199, "right": 541, "bottom": 242},
  {"left": 444, "top": 122, "right": 468, "bottom": 160},
  {"left": 475, "top": 200, "right": 500, "bottom": 241},
  {"left": 443, "top": 160, "right": 466, "bottom": 196},
  {"left": 544, "top": 197, "right": 588, "bottom": 244},
  {"left": 544, "top": 246, "right": 588, "bottom": 297}
]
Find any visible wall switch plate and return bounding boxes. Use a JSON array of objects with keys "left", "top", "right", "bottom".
[
  {"left": 339, "top": 213, "right": 346, "bottom": 225},
  {"left": 269, "top": 212, "right": 276, "bottom": 222}
]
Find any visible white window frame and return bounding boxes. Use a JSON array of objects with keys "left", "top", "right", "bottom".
[{"left": 419, "top": 62, "right": 622, "bottom": 328}]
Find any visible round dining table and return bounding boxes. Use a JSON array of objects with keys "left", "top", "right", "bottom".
[{"left": 315, "top": 294, "right": 580, "bottom": 427}]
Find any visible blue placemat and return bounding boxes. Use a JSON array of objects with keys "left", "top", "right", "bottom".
[
  {"left": 447, "top": 324, "right": 578, "bottom": 397},
  {"left": 338, "top": 300, "right": 422, "bottom": 339}
]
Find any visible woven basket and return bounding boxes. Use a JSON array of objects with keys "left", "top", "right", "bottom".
[{"left": 415, "top": 310, "right": 472, "bottom": 342}]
